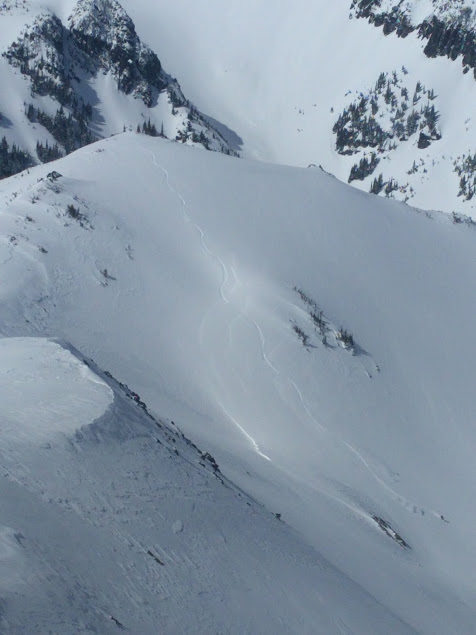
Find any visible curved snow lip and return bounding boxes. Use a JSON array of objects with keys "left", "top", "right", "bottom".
[
  {"left": 0, "top": 526, "right": 28, "bottom": 592},
  {"left": 0, "top": 337, "right": 113, "bottom": 445}
]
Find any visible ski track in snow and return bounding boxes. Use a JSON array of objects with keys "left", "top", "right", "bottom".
[
  {"left": 0, "top": 242, "right": 14, "bottom": 268},
  {"left": 149, "top": 150, "right": 446, "bottom": 522},
  {"left": 288, "top": 378, "right": 327, "bottom": 434},
  {"left": 218, "top": 401, "right": 271, "bottom": 462},
  {"left": 290, "top": 364, "right": 443, "bottom": 519},
  {"left": 248, "top": 305, "right": 445, "bottom": 521},
  {"left": 342, "top": 440, "right": 445, "bottom": 520},
  {"left": 150, "top": 151, "right": 275, "bottom": 460},
  {"left": 251, "top": 320, "right": 280, "bottom": 374},
  {"left": 150, "top": 151, "right": 230, "bottom": 304}
]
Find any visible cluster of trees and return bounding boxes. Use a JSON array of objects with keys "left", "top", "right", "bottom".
[
  {"left": 333, "top": 98, "right": 387, "bottom": 155},
  {"left": 134, "top": 115, "right": 216, "bottom": 151},
  {"left": 136, "top": 119, "right": 163, "bottom": 137},
  {"left": 26, "top": 104, "right": 97, "bottom": 154},
  {"left": 0, "top": 100, "right": 96, "bottom": 180},
  {"left": 369, "top": 173, "right": 411, "bottom": 200},
  {"left": 454, "top": 153, "right": 476, "bottom": 200},
  {"left": 336, "top": 328, "right": 354, "bottom": 349},
  {"left": 36, "top": 139, "right": 62, "bottom": 163},
  {"left": 370, "top": 173, "right": 385, "bottom": 195},
  {"left": 349, "top": 153, "right": 379, "bottom": 183},
  {"left": 351, "top": 0, "right": 414, "bottom": 37},
  {"left": 175, "top": 121, "right": 211, "bottom": 149},
  {"left": 382, "top": 177, "right": 401, "bottom": 197},
  {"left": 0, "top": 136, "right": 33, "bottom": 179},
  {"left": 452, "top": 211, "right": 476, "bottom": 226},
  {"left": 334, "top": 70, "right": 441, "bottom": 186},
  {"left": 334, "top": 71, "right": 441, "bottom": 159},
  {"left": 65, "top": 202, "right": 91, "bottom": 229}
]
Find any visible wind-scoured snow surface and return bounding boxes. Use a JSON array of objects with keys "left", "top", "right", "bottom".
[
  {"left": 2, "top": 338, "right": 409, "bottom": 634},
  {"left": 1, "top": 134, "right": 476, "bottom": 632}
]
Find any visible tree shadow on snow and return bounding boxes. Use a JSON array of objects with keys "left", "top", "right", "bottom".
[
  {"left": 201, "top": 113, "right": 243, "bottom": 154},
  {"left": 0, "top": 112, "right": 14, "bottom": 129}
]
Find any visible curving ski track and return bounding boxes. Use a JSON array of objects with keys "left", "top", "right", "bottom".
[
  {"left": 149, "top": 150, "right": 448, "bottom": 521},
  {"left": 150, "top": 152, "right": 230, "bottom": 304},
  {"left": 218, "top": 401, "right": 271, "bottom": 462}
]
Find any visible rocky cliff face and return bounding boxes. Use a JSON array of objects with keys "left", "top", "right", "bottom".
[{"left": 68, "top": 0, "right": 166, "bottom": 105}]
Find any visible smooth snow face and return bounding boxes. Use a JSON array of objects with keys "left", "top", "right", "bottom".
[
  {"left": 1, "top": 135, "right": 476, "bottom": 632},
  {"left": 121, "top": 0, "right": 476, "bottom": 217},
  {"left": 0, "top": 338, "right": 113, "bottom": 445}
]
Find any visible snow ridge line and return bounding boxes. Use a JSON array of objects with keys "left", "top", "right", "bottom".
[{"left": 150, "top": 151, "right": 230, "bottom": 304}]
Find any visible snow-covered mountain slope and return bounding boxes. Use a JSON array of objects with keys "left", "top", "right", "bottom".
[
  {"left": 0, "top": 0, "right": 238, "bottom": 179},
  {"left": 121, "top": 0, "right": 476, "bottom": 217},
  {"left": 2, "top": 337, "right": 413, "bottom": 634},
  {"left": 1, "top": 134, "right": 476, "bottom": 632}
]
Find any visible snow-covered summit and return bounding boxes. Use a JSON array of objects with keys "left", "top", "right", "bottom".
[{"left": 68, "top": 0, "right": 166, "bottom": 103}]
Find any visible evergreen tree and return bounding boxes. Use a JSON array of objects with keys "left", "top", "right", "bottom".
[{"left": 0, "top": 137, "right": 34, "bottom": 179}]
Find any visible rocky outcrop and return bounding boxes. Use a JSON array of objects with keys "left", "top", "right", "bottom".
[{"left": 69, "top": 0, "right": 166, "bottom": 105}]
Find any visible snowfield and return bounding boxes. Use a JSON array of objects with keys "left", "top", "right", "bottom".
[{"left": 1, "top": 133, "right": 476, "bottom": 632}]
